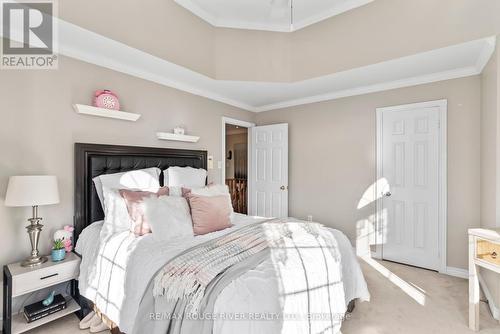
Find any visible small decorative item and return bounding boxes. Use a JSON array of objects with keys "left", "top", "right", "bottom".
[
  {"left": 93, "top": 89, "right": 120, "bottom": 110},
  {"left": 42, "top": 291, "right": 55, "bottom": 307},
  {"left": 63, "top": 238, "right": 72, "bottom": 252},
  {"left": 173, "top": 127, "right": 185, "bottom": 135},
  {"left": 53, "top": 225, "right": 74, "bottom": 252},
  {"left": 51, "top": 239, "right": 66, "bottom": 262}
]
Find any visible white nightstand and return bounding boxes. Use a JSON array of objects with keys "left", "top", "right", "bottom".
[
  {"left": 2, "top": 252, "right": 82, "bottom": 334},
  {"left": 468, "top": 228, "right": 500, "bottom": 331}
]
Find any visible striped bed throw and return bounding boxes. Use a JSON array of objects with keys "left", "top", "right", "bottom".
[{"left": 153, "top": 217, "right": 344, "bottom": 320}]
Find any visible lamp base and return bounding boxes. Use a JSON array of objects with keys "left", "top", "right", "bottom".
[
  {"left": 21, "top": 255, "right": 48, "bottom": 267},
  {"left": 23, "top": 206, "right": 47, "bottom": 268}
]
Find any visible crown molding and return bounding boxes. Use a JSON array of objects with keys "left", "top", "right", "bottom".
[
  {"left": 253, "top": 36, "right": 495, "bottom": 111},
  {"left": 5, "top": 14, "right": 493, "bottom": 114},
  {"left": 291, "top": 0, "right": 374, "bottom": 31},
  {"left": 476, "top": 36, "right": 497, "bottom": 72},
  {"left": 56, "top": 20, "right": 258, "bottom": 112},
  {"left": 173, "top": 0, "right": 219, "bottom": 27},
  {"left": 174, "top": 0, "right": 374, "bottom": 32},
  {"left": 253, "top": 66, "right": 480, "bottom": 112}
]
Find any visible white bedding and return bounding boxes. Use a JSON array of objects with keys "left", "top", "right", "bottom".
[{"left": 76, "top": 214, "right": 369, "bottom": 334}]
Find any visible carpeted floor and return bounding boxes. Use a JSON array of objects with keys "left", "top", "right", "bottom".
[
  {"left": 23, "top": 259, "right": 500, "bottom": 334},
  {"left": 341, "top": 259, "right": 499, "bottom": 333}
]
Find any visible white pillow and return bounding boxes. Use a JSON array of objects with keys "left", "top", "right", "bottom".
[
  {"left": 163, "top": 167, "right": 207, "bottom": 188},
  {"left": 93, "top": 167, "right": 161, "bottom": 209},
  {"left": 189, "top": 184, "right": 230, "bottom": 197},
  {"left": 100, "top": 187, "right": 133, "bottom": 239},
  {"left": 167, "top": 186, "right": 184, "bottom": 197},
  {"left": 143, "top": 196, "right": 194, "bottom": 242}
]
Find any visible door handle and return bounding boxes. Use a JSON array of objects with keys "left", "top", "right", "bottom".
[
  {"left": 383, "top": 191, "right": 392, "bottom": 197},
  {"left": 280, "top": 186, "right": 286, "bottom": 190}
]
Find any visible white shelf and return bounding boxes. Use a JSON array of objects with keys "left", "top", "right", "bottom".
[
  {"left": 156, "top": 132, "right": 200, "bottom": 143},
  {"left": 11, "top": 296, "right": 81, "bottom": 334},
  {"left": 73, "top": 104, "right": 141, "bottom": 121}
]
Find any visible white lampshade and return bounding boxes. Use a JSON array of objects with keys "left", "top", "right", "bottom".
[{"left": 5, "top": 175, "right": 60, "bottom": 207}]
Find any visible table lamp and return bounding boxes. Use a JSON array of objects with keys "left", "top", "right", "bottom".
[{"left": 5, "top": 175, "right": 60, "bottom": 267}]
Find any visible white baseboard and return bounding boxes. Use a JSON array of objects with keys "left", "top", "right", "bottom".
[
  {"left": 478, "top": 273, "right": 500, "bottom": 320},
  {"left": 370, "top": 251, "right": 382, "bottom": 259},
  {"left": 444, "top": 266, "right": 469, "bottom": 279},
  {"left": 368, "top": 260, "right": 469, "bottom": 280}
]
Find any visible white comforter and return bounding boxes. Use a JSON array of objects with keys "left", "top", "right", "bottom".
[{"left": 76, "top": 214, "right": 370, "bottom": 334}]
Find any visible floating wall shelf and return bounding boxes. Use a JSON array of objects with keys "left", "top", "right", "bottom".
[
  {"left": 156, "top": 132, "right": 200, "bottom": 143},
  {"left": 73, "top": 104, "right": 141, "bottom": 121}
]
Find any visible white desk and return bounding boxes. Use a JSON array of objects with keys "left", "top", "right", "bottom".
[{"left": 468, "top": 228, "right": 500, "bottom": 331}]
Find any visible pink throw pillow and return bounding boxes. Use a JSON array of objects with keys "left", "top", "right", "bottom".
[
  {"left": 119, "top": 187, "right": 169, "bottom": 236},
  {"left": 187, "top": 195, "right": 232, "bottom": 235}
]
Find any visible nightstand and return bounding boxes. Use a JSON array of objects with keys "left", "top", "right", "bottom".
[
  {"left": 468, "top": 228, "right": 500, "bottom": 331},
  {"left": 2, "top": 252, "right": 81, "bottom": 334}
]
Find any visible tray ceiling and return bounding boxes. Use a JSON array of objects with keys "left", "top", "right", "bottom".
[
  {"left": 2, "top": 15, "right": 495, "bottom": 112},
  {"left": 174, "top": 0, "right": 374, "bottom": 32}
]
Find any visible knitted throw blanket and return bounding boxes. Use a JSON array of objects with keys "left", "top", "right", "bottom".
[{"left": 153, "top": 218, "right": 339, "bottom": 314}]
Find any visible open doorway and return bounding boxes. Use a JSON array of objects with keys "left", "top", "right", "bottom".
[
  {"left": 222, "top": 117, "right": 254, "bottom": 215},
  {"left": 225, "top": 124, "right": 248, "bottom": 214}
]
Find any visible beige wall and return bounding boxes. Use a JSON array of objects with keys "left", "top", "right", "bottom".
[
  {"left": 289, "top": 0, "right": 500, "bottom": 81},
  {"left": 59, "top": 0, "right": 215, "bottom": 77},
  {"left": 256, "top": 76, "right": 481, "bottom": 270},
  {"left": 214, "top": 29, "right": 292, "bottom": 82},
  {"left": 0, "top": 56, "right": 254, "bottom": 273},
  {"left": 480, "top": 45, "right": 499, "bottom": 229},
  {"left": 217, "top": 0, "right": 500, "bottom": 81},
  {"left": 57, "top": 0, "right": 500, "bottom": 82},
  {"left": 480, "top": 38, "right": 500, "bottom": 314}
]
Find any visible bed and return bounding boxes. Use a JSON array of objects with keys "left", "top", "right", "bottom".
[{"left": 73, "top": 143, "right": 369, "bottom": 334}]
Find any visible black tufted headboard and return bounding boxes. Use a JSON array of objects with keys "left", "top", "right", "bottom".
[{"left": 74, "top": 143, "right": 207, "bottom": 244}]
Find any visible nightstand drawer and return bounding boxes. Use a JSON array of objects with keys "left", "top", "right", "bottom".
[
  {"left": 12, "top": 259, "right": 79, "bottom": 297},
  {"left": 476, "top": 238, "right": 500, "bottom": 266}
]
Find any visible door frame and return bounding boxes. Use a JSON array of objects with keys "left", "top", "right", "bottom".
[
  {"left": 375, "top": 99, "right": 447, "bottom": 274},
  {"left": 221, "top": 116, "right": 255, "bottom": 210}
]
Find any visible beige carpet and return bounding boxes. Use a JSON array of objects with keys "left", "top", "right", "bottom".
[{"left": 23, "top": 259, "right": 500, "bottom": 334}]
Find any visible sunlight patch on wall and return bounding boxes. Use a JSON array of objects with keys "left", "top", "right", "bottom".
[
  {"left": 357, "top": 177, "right": 389, "bottom": 210},
  {"left": 356, "top": 209, "right": 387, "bottom": 257}
]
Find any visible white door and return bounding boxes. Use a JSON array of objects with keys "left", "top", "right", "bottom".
[
  {"left": 379, "top": 103, "right": 443, "bottom": 271},
  {"left": 249, "top": 124, "right": 288, "bottom": 218}
]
